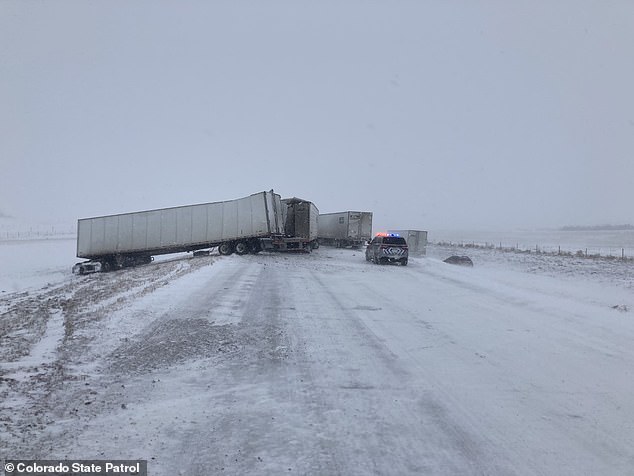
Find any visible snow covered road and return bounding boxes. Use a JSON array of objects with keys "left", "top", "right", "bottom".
[{"left": 2, "top": 246, "right": 634, "bottom": 475}]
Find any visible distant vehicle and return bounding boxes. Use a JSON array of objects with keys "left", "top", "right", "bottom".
[
  {"left": 365, "top": 233, "right": 408, "bottom": 266},
  {"left": 318, "top": 211, "right": 372, "bottom": 248},
  {"left": 387, "top": 230, "right": 428, "bottom": 255},
  {"left": 72, "top": 190, "right": 307, "bottom": 274},
  {"left": 444, "top": 255, "right": 473, "bottom": 267}
]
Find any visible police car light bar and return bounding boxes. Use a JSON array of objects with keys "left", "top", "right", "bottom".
[{"left": 376, "top": 232, "right": 400, "bottom": 237}]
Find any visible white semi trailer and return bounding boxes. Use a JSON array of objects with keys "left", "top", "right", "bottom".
[
  {"left": 73, "top": 190, "right": 284, "bottom": 274},
  {"left": 317, "top": 211, "right": 372, "bottom": 248}
]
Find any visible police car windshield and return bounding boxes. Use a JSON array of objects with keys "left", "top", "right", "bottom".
[{"left": 384, "top": 237, "right": 406, "bottom": 245}]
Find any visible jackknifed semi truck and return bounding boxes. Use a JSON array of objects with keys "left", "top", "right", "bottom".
[
  {"left": 317, "top": 211, "right": 372, "bottom": 248},
  {"left": 72, "top": 190, "right": 312, "bottom": 274}
]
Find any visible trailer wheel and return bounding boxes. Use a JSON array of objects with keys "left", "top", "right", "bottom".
[
  {"left": 234, "top": 241, "right": 249, "bottom": 255},
  {"left": 218, "top": 243, "right": 234, "bottom": 256}
]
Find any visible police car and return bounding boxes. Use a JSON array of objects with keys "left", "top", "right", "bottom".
[{"left": 365, "top": 233, "right": 409, "bottom": 266}]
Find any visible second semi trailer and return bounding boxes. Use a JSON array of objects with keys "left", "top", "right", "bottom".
[{"left": 317, "top": 211, "right": 372, "bottom": 248}]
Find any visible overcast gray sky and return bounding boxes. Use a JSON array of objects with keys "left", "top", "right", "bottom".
[{"left": 1, "top": 0, "right": 633, "bottom": 232}]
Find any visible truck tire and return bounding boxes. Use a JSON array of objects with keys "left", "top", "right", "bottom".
[
  {"left": 401, "top": 259, "right": 408, "bottom": 266},
  {"left": 234, "top": 241, "right": 249, "bottom": 255},
  {"left": 218, "top": 243, "right": 234, "bottom": 256}
]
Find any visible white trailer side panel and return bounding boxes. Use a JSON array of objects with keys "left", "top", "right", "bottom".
[
  {"left": 207, "top": 201, "right": 224, "bottom": 240},
  {"left": 118, "top": 214, "right": 134, "bottom": 252},
  {"left": 132, "top": 213, "right": 148, "bottom": 250},
  {"left": 191, "top": 204, "right": 208, "bottom": 244},
  {"left": 146, "top": 210, "right": 162, "bottom": 249},
  {"left": 317, "top": 212, "right": 349, "bottom": 240},
  {"left": 160, "top": 209, "right": 177, "bottom": 247},
  {"left": 222, "top": 200, "right": 239, "bottom": 240},
  {"left": 318, "top": 211, "right": 372, "bottom": 242},
  {"left": 176, "top": 206, "right": 192, "bottom": 245},
  {"left": 77, "top": 191, "right": 278, "bottom": 258}
]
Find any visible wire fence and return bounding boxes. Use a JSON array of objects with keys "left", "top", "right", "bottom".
[
  {"left": 433, "top": 240, "right": 634, "bottom": 261},
  {"left": 0, "top": 228, "right": 76, "bottom": 241}
]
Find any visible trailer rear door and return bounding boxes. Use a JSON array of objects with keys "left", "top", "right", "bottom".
[{"left": 348, "top": 212, "right": 361, "bottom": 239}]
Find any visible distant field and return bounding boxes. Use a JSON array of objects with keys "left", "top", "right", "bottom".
[
  {"left": 431, "top": 228, "right": 634, "bottom": 257},
  {"left": 0, "top": 238, "right": 77, "bottom": 294}
]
